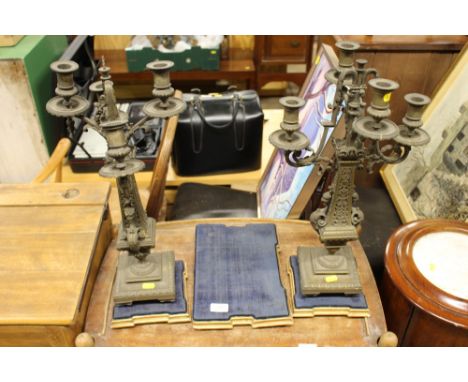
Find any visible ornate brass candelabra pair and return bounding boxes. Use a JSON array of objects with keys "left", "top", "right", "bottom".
[
  {"left": 47, "top": 59, "right": 186, "bottom": 304},
  {"left": 270, "top": 41, "right": 431, "bottom": 295}
]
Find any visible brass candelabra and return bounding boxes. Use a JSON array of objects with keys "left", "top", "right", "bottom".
[
  {"left": 46, "top": 58, "right": 186, "bottom": 304},
  {"left": 269, "top": 41, "right": 431, "bottom": 295}
]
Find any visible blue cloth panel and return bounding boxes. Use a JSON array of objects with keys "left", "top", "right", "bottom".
[
  {"left": 290, "top": 256, "right": 368, "bottom": 309},
  {"left": 113, "top": 261, "right": 187, "bottom": 320},
  {"left": 193, "top": 224, "right": 289, "bottom": 322}
]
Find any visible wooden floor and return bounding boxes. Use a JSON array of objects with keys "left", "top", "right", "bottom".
[{"left": 84, "top": 218, "right": 387, "bottom": 346}]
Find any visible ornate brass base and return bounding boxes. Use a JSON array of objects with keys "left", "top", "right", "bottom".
[
  {"left": 113, "top": 250, "right": 176, "bottom": 304},
  {"left": 297, "top": 245, "right": 362, "bottom": 295}
]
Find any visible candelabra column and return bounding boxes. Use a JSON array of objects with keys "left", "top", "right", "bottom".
[{"left": 46, "top": 58, "right": 186, "bottom": 305}]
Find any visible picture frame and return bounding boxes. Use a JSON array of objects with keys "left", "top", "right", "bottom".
[
  {"left": 257, "top": 43, "right": 345, "bottom": 219},
  {"left": 381, "top": 43, "right": 468, "bottom": 223}
]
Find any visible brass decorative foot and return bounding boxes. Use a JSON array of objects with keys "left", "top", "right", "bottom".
[
  {"left": 113, "top": 250, "right": 176, "bottom": 304},
  {"left": 297, "top": 246, "right": 362, "bottom": 295}
]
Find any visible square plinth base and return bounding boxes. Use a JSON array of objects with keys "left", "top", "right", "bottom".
[
  {"left": 113, "top": 250, "right": 176, "bottom": 304},
  {"left": 112, "top": 261, "right": 190, "bottom": 328},
  {"left": 297, "top": 245, "right": 362, "bottom": 296}
]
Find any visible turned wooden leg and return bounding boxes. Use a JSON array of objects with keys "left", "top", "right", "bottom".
[
  {"left": 377, "top": 331, "right": 398, "bottom": 347},
  {"left": 75, "top": 332, "right": 95, "bottom": 347}
]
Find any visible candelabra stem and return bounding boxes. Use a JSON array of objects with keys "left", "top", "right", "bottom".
[
  {"left": 115, "top": 175, "right": 151, "bottom": 253},
  {"left": 300, "top": 157, "right": 363, "bottom": 295}
]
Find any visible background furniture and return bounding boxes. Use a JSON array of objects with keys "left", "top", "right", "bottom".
[
  {"left": 255, "top": 35, "right": 313, "bottom": 90},
  {"left": 93, "top": 48, "right": 256, "bottom": 96},
  {"left": 0, "top": 35, "right": 67, "bottom": 183},
  {"left": 0, "top": 35, "right": 23, "bottom": 47},
  {"left": 0, "top": 182, "right": 112, "bottom": 346},
  {"left": 319, "top": 35, "right": 466, "bottom": 124},
  {"left": 84, "top": 218, "right": 388, "bottom": 346},
  {"left": 382, "top": 219, "right": 468, "bottom": 346}
]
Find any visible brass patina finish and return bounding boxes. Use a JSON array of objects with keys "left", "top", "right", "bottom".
[
  {"left": 46, "top": 58, "right": 186, "bottom": 304},
  {"left": 142, "top": 60, "right": 186, "bottom": 119},
  {"left": 269, "top": 41, "right": 431, "bottom": 295}
]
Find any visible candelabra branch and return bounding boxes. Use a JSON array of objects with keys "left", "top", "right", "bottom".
[
  {"left": 376, "top": 142, "right": 411, "bottom": 164},
  {"left": 127, "top": 116, "right": 150, "bottom": 138}
]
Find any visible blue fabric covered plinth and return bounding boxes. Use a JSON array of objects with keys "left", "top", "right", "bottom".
[
  {"left": 193, "top": 224, "right": 289, "bottom": 322},
  {"left": 290, "top": 256, "right": 368, "bottom": 309},
  {"left": 113, "top": 261, "right": 187, "bottom": 320}
]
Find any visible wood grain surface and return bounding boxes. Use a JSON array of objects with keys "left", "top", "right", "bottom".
[
  {"left": 0, "top": 183, "right": 112, "bottom": 346},
  {"left": 85, "top": 218, "right": 387, "bottom": 346}
]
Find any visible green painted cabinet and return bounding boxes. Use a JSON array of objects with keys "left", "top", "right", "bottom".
[{"left": 0, "top": 35, "right": 67, "bottom": 183}]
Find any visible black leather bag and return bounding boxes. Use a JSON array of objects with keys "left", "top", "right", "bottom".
[{"left": 172, "top": 89, "right": 264, "bottom": 176}]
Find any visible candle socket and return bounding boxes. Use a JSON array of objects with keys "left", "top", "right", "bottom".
[
  {"left": 402, "top": 93, "right": 431, "bottom": 128},
  {"left": 142, "top": 60, "right": 186, "bottom": 119},
  {"left": 394, "top": 93, "right": 431, "bottom": 147},
  {"left": 336, "top": 41, "right": 360, "bottom": 69},
  {"left": 269, "top": 96, "right": 309, "bottom": 151},
  {"left": 50, "top": 60, "right": 79, "bottom": 97},
  {"left": 46, "top": 60, "right": 90, "bottom": 118}
]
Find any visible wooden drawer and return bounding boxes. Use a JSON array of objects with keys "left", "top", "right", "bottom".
[{"left": 257, "top": 36, "right": 311, "bottom": 64}]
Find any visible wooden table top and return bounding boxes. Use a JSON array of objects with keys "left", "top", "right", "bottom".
[
  {"left": 0, "top": 182, "right": 110, "bottom": 326},
  {"left": 84, "top": 218, "right": 387, "bottom": 346}
]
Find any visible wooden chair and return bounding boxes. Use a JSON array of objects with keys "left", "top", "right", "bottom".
[
  {"left": 31, "top": 137, "right": 72, "bottom": 184},
  {"left": 33, "top": 90, "right": 182, "bottom": 222}
]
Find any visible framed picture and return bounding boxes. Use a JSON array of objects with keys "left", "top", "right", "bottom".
[
  {"left": 257, "top": 44, "right": 344, "bottom": 219},
  {"left": 381, "top": 44, "right": 468, "bottom": 223}
]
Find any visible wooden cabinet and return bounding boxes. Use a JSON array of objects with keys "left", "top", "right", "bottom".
[
  {"left": 257, "top": 35, "right": 311, "bottom": 63},
  {"left": 319, "top": 35, "right": 467, "bottom": 123},
  {"left": 255, "top": 35, "right": 313, "bottom": 91},
  {"left": 382, "top": 219, "right": 468, "bottom": 346},
  {"left": 0, "top": 183, "right": 112, "bottom": 346}
]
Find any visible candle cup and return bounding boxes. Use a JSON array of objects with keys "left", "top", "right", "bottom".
[
  {"left": 269, "top": 96, "right": 309, "bottom": 151},
  {"left": 336, "top": 41, "right": 360, "bottom": 69},
  {"left": 50, "top": 60, "right": 79, "bottom": 98}
]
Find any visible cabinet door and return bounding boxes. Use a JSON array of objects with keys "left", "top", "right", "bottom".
[{"left": 257, "top": 36, "right": 311, "bottom": 64}]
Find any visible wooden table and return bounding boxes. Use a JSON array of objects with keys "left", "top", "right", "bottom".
[
  {"left": 95, "top": 49, "right": 257, "bottom": 89},
  {"left": 0, "top": 183, "right": 112, "bottom": 346},
  {"left": 84, "top": 218, "right": 387, "bottom": 346}
]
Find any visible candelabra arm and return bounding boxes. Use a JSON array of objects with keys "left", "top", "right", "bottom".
[
  {"left": 376, "top": 142, "right": 411, "bottom": 164},
  {"left": 83, "top": 116, "right": 103, "bottom": 135},
  {"left": 327, "top": 69, "right": 359, "bottom": 128},
  {"left": 364, "top": 68, "right": 379, "bottom": 83},
  {"left": 127, "top": 116, "right": 150, "bottom": 138}
]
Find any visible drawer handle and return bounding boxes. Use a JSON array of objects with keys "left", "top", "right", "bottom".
[{"left": 290, "top": 40, "right": 301, "bottom": 48}]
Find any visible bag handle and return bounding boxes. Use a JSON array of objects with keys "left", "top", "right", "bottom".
[
  {"left": 188, "top": 91, "right": 246, "bottom": 153},
  {"left": 193, "top": 94, "right": 240, "bottom": 129}
]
